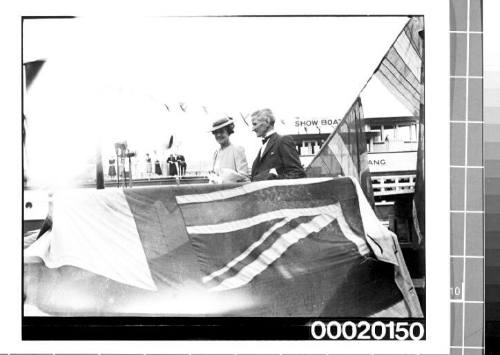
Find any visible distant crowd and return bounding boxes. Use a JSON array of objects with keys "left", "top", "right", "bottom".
[{"left": 107, "top": 153, "right": 187, "bottom": 180}]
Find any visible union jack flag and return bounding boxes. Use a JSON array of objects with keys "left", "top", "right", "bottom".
[{"left": 178, "top": 178, "right": 372, "bottom": 292}]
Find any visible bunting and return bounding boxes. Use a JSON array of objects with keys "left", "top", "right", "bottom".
[{"left": 374, "top": 17, "right": 424, "bottom": 116}]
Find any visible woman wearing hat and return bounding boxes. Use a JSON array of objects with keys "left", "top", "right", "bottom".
[{"left": 209, "top": 116, "right": 250, "bottom": 184}]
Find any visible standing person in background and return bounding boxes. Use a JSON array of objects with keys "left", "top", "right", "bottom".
[
  {"left": 209, "top": 116, "right": 250, "bottom": 184},
  {"left": 250, "top": 108, "right": 306, "bottom": 181},
  {"left": 145, "top": 153, "right": 153, "bottom": 180},
  {"left": 108, "top": 157, "right": 117, "bottom": 179},
  {"left": 167, "top": 154, "right": 178, "bottom": 176},
  {"left": 177, "top": 154, "right": 187, "bottom": 176},
  {"left": 153, "top": 150, "right": 162, "bottom": 176},
  {"left": 154, "top": 159, "right": 162, "bottom": 176},
  {"left": 118, "top": 156, "right": 126, "bottom": 179}
]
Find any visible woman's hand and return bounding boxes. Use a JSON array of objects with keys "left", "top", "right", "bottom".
[{"left": 208, "top": 171, "right": 221, "bottom": 184}]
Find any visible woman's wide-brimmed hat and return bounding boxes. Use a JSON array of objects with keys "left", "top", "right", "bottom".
[{"left": 209, "top": 116, "right": 234, "bottom": 132}]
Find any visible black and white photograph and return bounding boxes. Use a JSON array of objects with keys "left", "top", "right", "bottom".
[{"left": 21, "top": 13, "right": 428, "bottom": 342}]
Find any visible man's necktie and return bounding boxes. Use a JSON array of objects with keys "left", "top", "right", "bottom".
[{"left": 260, "top": 135, "right": 271, "bottom": 159}]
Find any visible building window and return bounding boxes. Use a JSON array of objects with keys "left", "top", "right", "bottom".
[
  {"left": 300, "top": 140, "right": 322, "bottom": 156},
  {"left": 371, "top": 125, "right": 383, "bottom": 143},
  {"left": 383, "top": 125, "right": 395, "bottom": 141},
  {"left": 394, "top": 123, "right": 417, "bottom": 142}
]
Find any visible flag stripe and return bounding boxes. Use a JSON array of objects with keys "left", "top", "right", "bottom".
[
  {"left": 203, "top": 217, "right": 297, "bottom": 283},
  {"left": 186, "top": 204, "right": 340, "bottom": 234},
  {"left": 202, "top": 216, "right": 318, "bottom": 284},
  {"left": 393, "top": 33, "right": 421, "bottom": 81},
  {"left": 380, "top": 59, "right": 420, "bottom": 100},
  {"left": 385, "top": 48, "right": 420, "bottom": 93},
  {"left": 176, "top": 177, "right": 332, "bottom": 205},
  {"left": 199, "top": 204, "right": 371, "bottom": 290},
  {"left": 377, "top": 64, "right": 419, "bottom": 101},
  {"left": 209, "top": 214, "right": 336, "bottom": 291},
  {"left": 179, "top": 178, "right": 358, "bottom": 227}
]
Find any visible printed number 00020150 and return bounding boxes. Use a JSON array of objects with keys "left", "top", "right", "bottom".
[{"left": 310, "top": 320, "right": 425, "bottom": 340}]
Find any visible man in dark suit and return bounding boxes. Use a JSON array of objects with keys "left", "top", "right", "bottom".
[
  {"left": 177, "top": 154, "right": 187, "bottom": 176},
  {"left": 250, "top": 108, "right": 306, "bottom": 181}
]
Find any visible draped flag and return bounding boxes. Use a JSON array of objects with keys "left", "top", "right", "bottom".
[
  {"left": 24, "top": 178, "right": 421, "bottom": 318},
  {"left": 306, "top": 97, "right": 374, "bottom": 206},
  {"left": 374, "top": 16, "right": 424, "bottom": 117}
]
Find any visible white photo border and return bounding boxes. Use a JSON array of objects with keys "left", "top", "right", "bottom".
[{"left": 1, "top": 0, "right": 449, "bottom": 353}]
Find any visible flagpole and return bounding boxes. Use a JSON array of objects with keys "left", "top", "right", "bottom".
[
  {"left": 354, "top": 97, "right": 362, "bottom": 177},
  {"left": 128, "top": 152, "right": 133, "bottom": 188},
  {"left": 96, "top": 141, "right": 104, "bottom": 190},
  {"left": 413, "top": 28, "right": 425, "bottom": 244},
  {"left": 115, "top": 143, "right": 120, "bottom": 188}
]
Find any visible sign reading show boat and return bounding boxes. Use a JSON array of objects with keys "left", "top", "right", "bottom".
[{"left": 294, "top": 117, "right": 341, "bottom": 132}]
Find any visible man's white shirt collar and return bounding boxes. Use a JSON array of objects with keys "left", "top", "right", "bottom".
[
  {"left": 260, "top": 129, "right": 275, "bottom": 157},
  {"left": 264, "top": 129, "right": 275, "bottom": 139}
]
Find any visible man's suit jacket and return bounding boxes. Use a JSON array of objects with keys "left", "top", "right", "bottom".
[
  {"left": 251, "top": 133, "right": 306, "bottom": 181},
  {"left": 177, "top": 154, "right": 186, "bottom": 166}
]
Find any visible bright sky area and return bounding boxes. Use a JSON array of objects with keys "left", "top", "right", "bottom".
[{"left": 23, "top": 16, "right": 411, "bottom": 187}]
